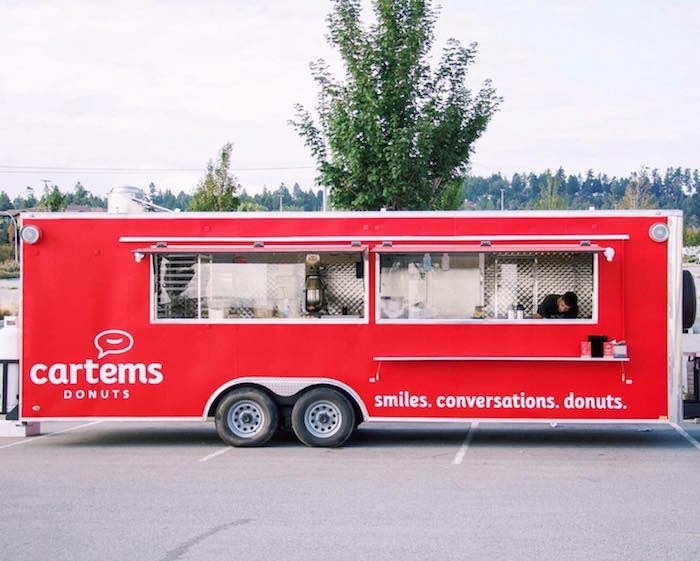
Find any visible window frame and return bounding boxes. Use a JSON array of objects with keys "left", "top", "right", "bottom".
[
  {"left": 147, "top": 245, "right": 369, "bottom": 324},
  {"left": 373, "top": 244, "right": 601, "bottom": 324}
]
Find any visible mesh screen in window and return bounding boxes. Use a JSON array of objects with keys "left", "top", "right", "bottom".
[
  {"left": 483, "top": 252, "right": 594, "bottom": 319},
  {"left": 378, "top": 251, "right": 595, "bottom": 321}
]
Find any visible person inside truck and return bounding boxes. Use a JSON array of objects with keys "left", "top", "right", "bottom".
[{"left": 534, "top": 291, "right": 578, "bottom": 319}]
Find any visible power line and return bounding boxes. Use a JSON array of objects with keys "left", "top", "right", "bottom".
[
  {"left": 0, "top": 164, "right": 315, "bottom": 174},
  {"left": 0, "top": 165, "right": 203, "bottom": 173}
]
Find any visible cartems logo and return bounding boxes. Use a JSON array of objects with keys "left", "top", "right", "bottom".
[
  {"left": 30, "top": 329, "right": 163, "bottom": 400},
  {"left": 94, "top": 329, "right": 133, "bottom": 359}
]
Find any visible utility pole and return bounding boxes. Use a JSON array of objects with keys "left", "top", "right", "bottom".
[{"left": 500, "top": 189, "right": 505, "bottom": 211}]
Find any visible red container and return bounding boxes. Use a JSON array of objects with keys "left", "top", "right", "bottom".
[
  {"left": 603, "top": 342, "right": 614, "bottom": 358},
  {"left": 580, "top": 341, "right": 592, "bottom": 357}
]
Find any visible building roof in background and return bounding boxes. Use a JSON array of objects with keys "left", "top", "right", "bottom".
[{"left": 2, "top": 205, "right": 107, "bottom": 217}]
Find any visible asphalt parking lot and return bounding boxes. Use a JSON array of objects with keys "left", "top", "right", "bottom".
[{"left": 2, "top": 420, "right": 700, "bottom": 561}]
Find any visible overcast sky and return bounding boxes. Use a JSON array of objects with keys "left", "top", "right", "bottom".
[{"left": 1, "top": 0, "right": 698, "bottom": 200}]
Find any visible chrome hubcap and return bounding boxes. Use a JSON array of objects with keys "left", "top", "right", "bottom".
[
  {"left": 304, "top": 400, "right": 342, "bottom": 438},
  {"left": 227, "top": 400, "right": 264, "bottom": 438}
]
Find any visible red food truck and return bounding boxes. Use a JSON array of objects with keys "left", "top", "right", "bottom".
[{"left": 15, "top": 209, "right": 691, "bottom": 446}]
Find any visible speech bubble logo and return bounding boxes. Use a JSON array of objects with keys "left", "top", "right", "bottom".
[{"left": 94, "top": 329, "right": 134, "bottom": 359}]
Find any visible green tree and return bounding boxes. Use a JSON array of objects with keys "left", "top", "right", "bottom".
[
  {"left": 149, "top": 187, "right": 191, "bottom": 210},
  {"left": 17, "top": 187, "right": 38, "bottom": 209},
  {"left": 618, "top": 167, "right": 654, "bottom": 209},
  {"left": 237, "top": 200, "right": 268, "bottom": 212},
  {"left": 535, "top": 170, "right": 566, "bottom": 210},
  {"left": 291, "top": 0, "right": 501, "bottom": 210},
  {"left": 174, "top": 191, "right": 191, "bottom": 210},
  {"left": 38, "top": 185, "right": 66, "bottom": 212},
  {"left": 63, "top": 182, "right": 90, "bottom": 206},
  {"left": 684, "top": 226, "right": 700, "bottom": 246},
  {"left": 0, "top": 191, "right": 11, "bottom": 211},
  {"left": 188, "top": 142, "right": 240, "bottom": 211},
  {"left": 0, "top": 192, "right": 12, "bottom": 251}
]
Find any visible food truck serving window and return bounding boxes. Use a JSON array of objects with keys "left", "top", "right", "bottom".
[
  {"left": 150, "top": 249, "right": 366, "bottom": 321},
  {"left": 376, "top": 249, "right": 596, "bottom": 321}
]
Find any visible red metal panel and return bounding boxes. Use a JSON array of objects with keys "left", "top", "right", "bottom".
[{"left": 18, "top": 212, "right": 672, "bottom": 422}]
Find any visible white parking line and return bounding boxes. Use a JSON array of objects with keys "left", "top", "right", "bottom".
[
  {"left": 451, "top": 421, "right": 479, "bottom": 465},
  {"left": 671, "top": 422, "right": 700, "bottom": 451},
  {"left": 198, "top": 447, "right": 232, "bottom": 462},
  {"left": 0, "top": 420, "right": 104, "bottom": 450}
]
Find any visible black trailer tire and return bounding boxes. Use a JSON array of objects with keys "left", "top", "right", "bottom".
[
  {"left": 215, "top": 388, "right": 279, "bottom": 447},
  {"left": 291, "top": 388, "right": 356, "bottom": 447},
  {"left": 683, "top": 269, "right": 697, "bottom": 331}
]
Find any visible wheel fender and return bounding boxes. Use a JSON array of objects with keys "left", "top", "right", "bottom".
[{"left": 203, "top": 377, "right": 368, "bottom": 421}]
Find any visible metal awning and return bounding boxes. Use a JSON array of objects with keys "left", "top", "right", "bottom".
[
  {"left": 133, "top": 243, "right": 368, "bottom": 255},
  {"left": 371, "top": 243, "right": 606, "bottom": 253}
]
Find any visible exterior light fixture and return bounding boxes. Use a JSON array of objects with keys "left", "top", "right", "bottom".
[
  {"left": 649, "top": 222, "right": 669, "bottom": 243},
  {"left": 20, "top": 225, "right": 41, "bottom": 245}
]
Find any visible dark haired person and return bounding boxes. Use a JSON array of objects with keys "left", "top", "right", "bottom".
[{"left": 535, "top": 291, "right": 578, "bottom": 319}]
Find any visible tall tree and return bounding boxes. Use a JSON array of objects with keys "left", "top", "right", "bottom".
[
  {"left": 619, "top": 167, "right": 654, "bottom": 209},
  {"left": 39, "top": 185, "right": 66, "bottom": 212},
  {"left": 0, "top": 191, "right": 11, "bottom": 211},
  {"left": 291, "top": 0, "right": 501, "bottom": 210},
  {"left": 188, "top": 142, "right": 240, "bottom": 211},
  {"left": 67, "top": 182, "right": 90, "bottom": 206},
  {"left": 22, "top": 187, "right": 38, "bottom": 208},
  {"left": 535, "top": 170, "right": 566, "bottom": 210}
]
